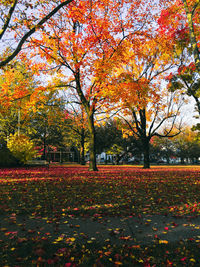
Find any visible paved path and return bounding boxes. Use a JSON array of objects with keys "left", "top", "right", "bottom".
[{"left": 1, "top": 214, "right": 200, "bottom": 245}]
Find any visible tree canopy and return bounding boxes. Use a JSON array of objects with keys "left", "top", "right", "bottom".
[{"left": 0, "top": 0, "right": 199, "bottom": 169}]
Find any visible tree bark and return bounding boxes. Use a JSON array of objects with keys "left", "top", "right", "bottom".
[
  {"left": 143, "top": 138, "right": 150, "bottom": 168},
  {"left": 42, "top": 137, "right": 46, "bottom": 160},
  {"left": 139, "top": 109, "right": 150, "bottom": 168},
  {"left": 80, "top": 128, "right": 86, "bottom": 165},
  {"left": 88, "top": 114, "right": 98, "bottom": 171},
  {"left": 75, "top": 69, "right": 98, "bottom": 171},
  {"left": 167, "top": 157, "right": 170, "bottom": 165}
]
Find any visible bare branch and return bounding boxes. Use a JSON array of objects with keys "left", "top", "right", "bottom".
[
  {"left": 154, "top": 130, "right": 181, "bottom": 138},
  {"left": 148, "top": 107, "right": 159, "bottom": 137}
]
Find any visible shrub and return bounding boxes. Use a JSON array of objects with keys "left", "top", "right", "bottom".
[
  {"left": 0, "top": 147, "right": 20, "bottom": 167},
  {"left": 7, "top": 133, "right": 37, "bottom": 164}
]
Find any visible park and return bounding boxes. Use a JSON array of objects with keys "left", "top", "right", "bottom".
[
  {"left": 0, "top": 164, "right": 200, "bottom": 265},
  {"left": 0, "top": 0, "right": 200, "bottom": 266}
]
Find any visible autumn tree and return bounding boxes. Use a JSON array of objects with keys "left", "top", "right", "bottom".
[
  {"left": 173, "top": 126, "right": 200, "bottom": 163},
  {"left": 151, "top": 136, "right": 177, "bottom": 164},
  {"left": 167, "top": 63, "right": 200, "bottom": 114},
  {"left": 159, "top": 0, "right": 199, "bottom": 71},
  {"left": 7, "top": 133, "right": 37, "bottom": 164},
  {"left": 0, "top": 0, "right": 74, "bottom": 67},
  {"left": 64, "top": 100, "right": 89, "bottom": 165},
  {"left": 27, "top": 90, "right": 66, "bottom": 160},
  {"left": 95, "top": 119, "right": 141, "bottom": 164},
  {"left": 158, "top": 0, "right": 200, "bottom": 117},
  {"left": 0, "top": 109, "right": 18, "bottom": 139},
  {"left": 105, "top": 36, "right": 184, "bottom": 168},
  {"left": 0, "top": 53, "right": 46, "bottom": 166},
  {"left": 30, "top": 0, "right": 152, "bottom": 170},
  {"left": 95, "top": 120, "right": 123, "bottom": 155},
  {"left": 0, "top": 52, "right": 68, "bottom": 161},
  {"left": 0, "top": 54, "right": 39, "bottom": 139},
  {"left": 114, "top": 94, "right": 183, "bottom": 168},
  {"left": 151, "top": 128, "right": 200, "bottom": 164},
  {"left": 180, "top": 0, "right": 200, "bottom": 72}
]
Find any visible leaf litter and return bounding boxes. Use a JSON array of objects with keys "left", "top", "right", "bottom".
[{"left": 0, "top": 165, "right": 200, "bottom": 266}]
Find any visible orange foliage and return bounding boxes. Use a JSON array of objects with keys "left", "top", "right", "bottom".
[
  {"left": 0, "top": 53, "right": 46, "bottom": 116},
  {"left": 29, "top": 0, "right": 154, "bottom": 109}
]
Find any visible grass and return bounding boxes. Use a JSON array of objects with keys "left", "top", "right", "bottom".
[{"left": 0, "top": 165, "right": 200, "bottom": 266}]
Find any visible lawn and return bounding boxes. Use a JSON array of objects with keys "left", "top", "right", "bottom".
[{"left": 0, "top": 165, "right": 200, "bottom": 266}]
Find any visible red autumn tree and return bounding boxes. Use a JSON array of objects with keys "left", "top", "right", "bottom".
[{"left": 30, "top": 0, "right": 152, "bottom": 170}]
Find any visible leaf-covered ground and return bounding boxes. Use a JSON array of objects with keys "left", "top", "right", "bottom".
[{"left": 0, "top": 165, "right": 200, "bottom": 266}]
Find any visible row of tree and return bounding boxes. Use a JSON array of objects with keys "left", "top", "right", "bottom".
[
  {"left": 0, "top": 83, "right": 200, "bottom": 167},
  {"left": 0, "top": 0, "right": 199, "bottom": 169}
]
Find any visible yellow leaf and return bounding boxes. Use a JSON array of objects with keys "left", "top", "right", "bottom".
[
  {"left": 159, "top": 240, "right": 168, "bottom": 244},
  {"left": 55, "top": 236, "right": 63, "bottom": 242}
]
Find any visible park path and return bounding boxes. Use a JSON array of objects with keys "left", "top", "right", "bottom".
[{"left": 1, "top": 213, "right": 200, "bottom": 245}]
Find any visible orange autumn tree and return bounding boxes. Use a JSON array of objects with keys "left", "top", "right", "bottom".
[
  {"left": 0, "top": 52, "right": 51, "bottom": 147},
  {"left": 0, "top": 53, "right": 36, "bottom": 136},
  {"left": 0, "top": 0, "right": 74, "bottom": 68},
  {"left": 0, "top": 53, "right": 47, "bottom": 164},
  {"left": 30, "top": 0, "right": 152, "bottom": 170},
  {"left": 104, "top": 36, "right": 184, "bottom": 168}
]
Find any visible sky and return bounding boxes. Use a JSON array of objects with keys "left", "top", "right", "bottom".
[{"left": 181, "top": 97, "right": 199, "bottom": 127}]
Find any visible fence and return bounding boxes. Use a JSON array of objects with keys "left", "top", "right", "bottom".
[{"left": 47, "top": 151, "right": 78, "bottom": 163}]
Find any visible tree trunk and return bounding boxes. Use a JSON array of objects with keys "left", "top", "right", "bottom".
[
  {"left": 116, "top": 154, "right": 120, "bottom": 165},
  {"left": 74, "top": 69, "right": 97, "bottom": 171},
  {"left": 143, "top": 138, "right": 150, "bottom": 168},
  {"left": 42, "top": 136, "right": 46, "bottom": 160},
  {"left": 181, "top": 157, "right": 184, "bottom": 164},
  {"left": 139, "top": 109, "right": 150, "bottom": 169},
  {"left": 167, "top": 155, "right": 170, "bottom": 164},
  {"left": 88, "top": 114, "right": 98, "bottom": 171},
  {"left": 80, "top": 129, "right": 85, "bottom": 165}
]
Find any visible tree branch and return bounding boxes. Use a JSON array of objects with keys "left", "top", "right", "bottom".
[
  {"left": 0, "top": 0, "right": 74, "bottom": 67},
  {"left": 0, "top": 0, "right": 18, "bottom": 40}
]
